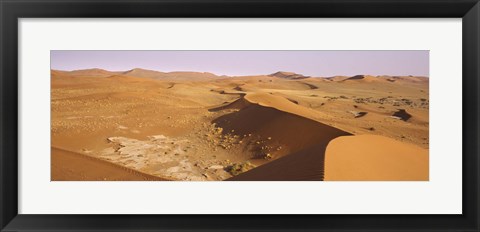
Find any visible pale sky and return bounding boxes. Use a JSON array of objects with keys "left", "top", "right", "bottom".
[{"left": 51, "top": 50, "right": 429, "bottom": 77}]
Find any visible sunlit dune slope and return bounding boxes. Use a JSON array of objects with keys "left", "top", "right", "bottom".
[
  {"left": 51, "top": 147, "right": 166, "bottom": 181},
  {"left": 324, "top": 135, "right": 429, "bottom": 181}
]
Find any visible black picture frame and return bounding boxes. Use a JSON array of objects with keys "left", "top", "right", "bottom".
[{"left": 1, "top": 0, "right": 479, "bottom": 231}]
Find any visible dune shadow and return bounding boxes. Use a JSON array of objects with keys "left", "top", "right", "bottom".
[
  {"left": 392, "top": 109, "right": 412, "bottom": 121},
  {"left": 344, "top": 75, "right": 366, "bottom": 80},
  {"left": 233, "top": 85, "right": 244, "bottom": 91},
  {"left": 287, "top": 98, "right": 299, "bottom": 105},
  {"left": 349, "top": 111, "right": 368, "bottom": 118},
  {"left": 301, "top": 82, "right": 319, "bottom": 90}
]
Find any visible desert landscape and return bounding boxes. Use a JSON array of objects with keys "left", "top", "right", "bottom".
[{"left": 51, "top": 63, "right": 429, "bottom": 181}]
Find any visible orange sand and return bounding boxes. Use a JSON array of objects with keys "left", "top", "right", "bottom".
[
  {"left": 51, "top": 68, "right": 429, "bottom": 181},
  {"left": 324, "top": 135, "right": 429, "bottom": 181}
]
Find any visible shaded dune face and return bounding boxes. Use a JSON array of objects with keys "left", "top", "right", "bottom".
[{"left": 211, "top": 99, "right": 351, "bottom": 181}]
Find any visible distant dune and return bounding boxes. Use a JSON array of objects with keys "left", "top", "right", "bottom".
[
  {"left": 122, "top": 68, "right": 167, "bottom": 78},
  {"left": 53, "top": 68, "right": 219, "bottom": 81},
  {"left": 324, "top": 74, "right": 429, "bottom": 84},
  {"left": 342, "top": 75, "right": 378, "bottom": 82},
  {"left": 381, "top": 75, "right": 429, "bottom": 83},
  {"left": 122, "top": 68, "right": 219, "bottom": 80},
  {"left": 66, "top": 68, "right": 122, "bottom": 77},
  {"left": 269, "top": 71, "right": 309, "bottom": 79},
  {"left": 325, "top": 76, "right": 351, "bottom": 81},
  {"left": 52, "top": 68, "right": 429, "bottom": 83}
]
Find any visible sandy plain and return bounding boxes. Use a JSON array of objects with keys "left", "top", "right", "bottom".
[{"left": 51, "top": 69, "right": 429, "bottom": 181}]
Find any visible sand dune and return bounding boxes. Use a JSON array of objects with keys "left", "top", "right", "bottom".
[
  {"left": 244, "top": 93, "right": 332, "bottom": 120},
  {"left": 300, "top": 81, "right": 319, "bottom": 89},
  {"left": 323, "top": 74, "right": 429, "bottom": 85},
  {"left": 53, "top": 68, "right": 219, "bottom": 80},
  {"left": 324, "top": 135, "right": 428, "bottom": 180},
  {"left": 343, "top": 75, "right": 378, "bottom": 82},
  {"left": 269, "top": 71, "right": 309, "bottom": 80},
  {"left": 122, "top": 68, "right": 167, "bottom": 78},
  {"left": 210, "top": 94, "right": 351, "bottom": 180},
  {"left": 63, "top": 68, "right": 121, "bottom": 77},
  {"left": 53, "top": 69, "right": 429, "bottom": 85},
  {"left": 325, "top": 76, "right": 351, "bottom": 81},
  {"left": 51, "top": 147, "right": 165, "bottom": 181},
  {"left": 122, "top": 68, "right": 219, "bottom": 80},
  {"left": 208, "top": 96, "right": 249, "bottom": 112},
  {"left": 378, "top": 75, "right": 429, "bottom": 84}
]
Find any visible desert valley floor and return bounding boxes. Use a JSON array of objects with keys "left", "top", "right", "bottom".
[{"left": 51, "top": 69, "right": 429, "bottom": 181}]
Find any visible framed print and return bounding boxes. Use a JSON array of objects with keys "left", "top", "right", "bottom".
[{"left": 1, "top": 0, "right": 479, "bottom": 231}]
